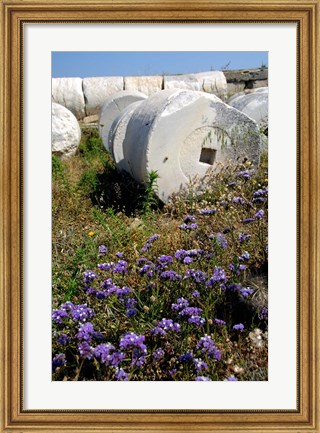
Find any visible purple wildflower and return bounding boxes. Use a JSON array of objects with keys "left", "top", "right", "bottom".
[
  {"left": 150, "top": 319, "right": 181, "bottom": 336},
  {"left": 160, "top": 270, "right": 181, "bottom": 281},
  {"left": 188, "top": 315, "right": 205, "bottom": 326},
  {"left": 179, "top": 223, "right": 198, "bottom": 230},
  {"left": 152, "top": 348, "right": 165, "bottom": 360},
  {"left": 93, "top": 343, "right": 116, "bottom": 365},
  {"left": 125, "top": 298, "right": 137, "bottom": 309},
  {"left": 226, "top": 375, "right": 238, "bottom": 381},
  {"left": 60, "top": 301, "right": 74, "bottom": 312},
  {"left": 97, "top": 262, "right": 114, "bottom": 271},
  {"left": 184, "top": 215, "right": 196, "bottom": 223},
  {"left": 258, "top": 306, "right": 268, "bottom": 321},
  {"left": 98, "top": 245, "right": 108, "bottom": 257},
  {"left": 192, "top": 290, "right": 200, "bottom": 298},
  {"left": 226, "top": 283, "right": 242, "bottom": 292},
  {"left": 243, "top": 217, "right": 255, "bottom": 224},
  {"left": 126, "top": 308, "right": 138, "bottom": 317},
  {"left": 175, "top": 249, "right": 203, "bottom": 262},
  {"left": 239, "top": 251, "right": 250, "bottom": 261},
  {"left": 214, "top": 318, "right": 226, "bottom": 326},
  {"left": 206, "top": 266, "right": 227, "bottom": 286},
  {"left": 179, "top": 306, "right": 203, "bottom": 318},
  {"left": 253, "top": 188, "right": 268, "bottom": 197},
  {"left": 138, "top": 263, "right": 154, "bottom": 278},
  {"left": 116, "top": 251, "right": 124, "bottom": 258},
  {"left": 114, "top": 368, "right": 129, "bottom": 381},
  {"left": 172, "top": 297, "right": 189, "bottom": 312},
  {"left": 76, "top": 322, "right": 95, "bottom": 341},
  {"left": 83, "top": 270, "right": 98, "bottom": 284},
  {"left": 77, "top": 341, "right": 93, "bottom": 359},
  {"left": 194, "top": 358, "right": 208, "bottom": 372},
  {"left": 70, "top": 304, "right": 95, "bottom": 322},
  {"left": 129, "top": 349, "right": 146, "bottom": 368},
  {"left": 116, "top": 286, "right": 132, "bottom": 298},
  {"left": 254, "top": 209, "right": 265, "bottom": 219},
  {"left": 52, "top": 353, "right": 66, "bottom": 372},
  {"left": 232, "top": 196, "right": 246, "bottom": 204},
  {"left": 175, "top": 249, "right": 187, "bottom": 260},
  {"left": 183, "top": 256, "right": 193, "bottom": 264},
  {"left": 239, "top": 233, "right": 251, "bottom": 243},
  {"left": 233, "top": 323, "right": 245, "bottom": 332},
  {"left": 110, "top": 351, "right": 127, "bottom": 367},
  {"left": 57, "top": 333, "right": 70, "bottom": 346},
  {"left": 119, "top": 332, "right": 147, "bottom": 355},
  {"left": 156, "top": 255, "right": 173, "bottom": 270},
  {"left": 113, "top": 260, "right": 128, "bottom": 273},
  {"left": 195, "top": 376, "right": 212, "bottom": 381},
  {"left": 141, "top": 234, "right": 160, "bottom": 252},
  {"left": 52, "top": 309, "right": 69, "bottom": 324},
  {"left": 196, "top": 335, "right": 222, "bottom": 360},
  {"left": 240, "top": 287, "right": 254, "bottom": 298},
  {"left": 199, "top": 209, "right": 216, "bottom": 215},
  {"left": 179, "top": 352, "right": 194, "bottom": 363},
  {"left": 252, "top": 197, "right": 265, "bottom": 203},
  {"left": 237, "top": 169, "right": 253, "bottom": 179},
  {"left": 215, "top": 233, "right": 228, "bottom": 249},
  {"left": 184, "top": 269, "right": 207, "bottom": 284}
]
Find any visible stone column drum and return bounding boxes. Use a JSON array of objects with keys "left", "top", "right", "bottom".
[
  {"left": 118, "top": 89, "right": 261, "bottom": 202},
  {"left": 98, "top": 91, "right": 147, "bottom": 153},
  {"left": 52, "top": 77, "right": 86, "bottom": 119},
  {"left": 52, "top": 102, "right": 81, "bottom": 159},
  {"left": 227, "top": 87, "right": 268, "bottom": 129},
  {"left": 108, "top": 100, "right": 145, "bottom": 173}
]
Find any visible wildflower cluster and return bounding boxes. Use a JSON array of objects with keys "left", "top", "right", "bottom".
[{"left": 52, "top": 159, "right": 268, "bottom": 381}]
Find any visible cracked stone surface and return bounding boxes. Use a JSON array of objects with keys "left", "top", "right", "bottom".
[
  {"left": 83, "top": 77, "right": 124, "bottom": 116},
  {"left": 164, "top": 71, "right": 227, "bottom": 100},
  {"left": 52, "top": 102, "right": 81, "bottom": 159},
  {"left": 98, "top": 90, "right": 147, "bottom": 153},
  {"left": 52, "top": 77, "right": 86, "bottom": 119},
  {"left": 227, "top": 87, "right": 268, "bottom": 129},
  {"left": 120, "top": 89, "right": 262, "bottom": 202}
]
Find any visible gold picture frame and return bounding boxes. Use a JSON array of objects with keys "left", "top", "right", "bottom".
[{"left": 1, "top": 0, "right": 319, "bottom": 431}]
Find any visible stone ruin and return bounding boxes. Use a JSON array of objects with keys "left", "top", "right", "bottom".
[
  {"left": 52, "top": 70, "right": 268, "bottom": 202},
  {"left": 106, "top": 89, "right": 262, "bottom": 202},
  {"left": 52, "top": 102, "right": 81, "bottom": 159}
]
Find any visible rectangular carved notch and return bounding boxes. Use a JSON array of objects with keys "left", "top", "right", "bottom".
[{"left": 200, "top": 148, "right": 216, "bottom": 165}]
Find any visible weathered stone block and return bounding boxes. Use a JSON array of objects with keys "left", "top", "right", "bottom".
[
  {"left": 109, "top": 100, "right": 145, "bottom": 173},
  {"left": 83, "top": 77, "right": 124, "bottom": 116},
  {"left": 52, "top": 77, "right": 86, "bottom": 119},
  {"left": 98, "top": 90, "right": 147, "bottom": 153},
  {"left": 120, "top": 89, "right": 262, "bottom": 202},
  {"left": 164, "top": 71, "right": 227, "bottom": 100},
  {"left": 124, "top": 76, "right": 163, "bottom": 96},
  {"left": 52, "top": 103, "right": 81, "bottom": 159},
  {"left": 227, "top": 87, "right": 268, "bottom": 129}
]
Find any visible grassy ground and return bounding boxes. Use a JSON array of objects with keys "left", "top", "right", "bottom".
[{"left": 52, "top": 127, "right": 268, "bottom": 381}]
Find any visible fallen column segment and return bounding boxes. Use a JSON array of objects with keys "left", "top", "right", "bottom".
[
  {"left": 117, "top": 89, "right": 261, "bottom": 202},
  {"left": 52, "top": 102, "right": 81, "bottom": 159},
  {"left": 52, "top": 77, "right": 86, "bottom": 119},
  {"left": 99, "top": 90, "right": 147, "bottom": 153}
]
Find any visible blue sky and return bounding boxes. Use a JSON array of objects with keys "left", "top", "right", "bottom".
[{"left": 52, "top": 52, "right": 268, "bottom": 78}]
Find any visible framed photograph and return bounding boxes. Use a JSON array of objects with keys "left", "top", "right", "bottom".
[{"left": 1, "top": 1, "right": 319, "bottom": 432}]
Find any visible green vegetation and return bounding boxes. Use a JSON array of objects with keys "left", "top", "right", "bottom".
[{"left": 52, "top": 128, "right": 268, "bottom": 382}]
